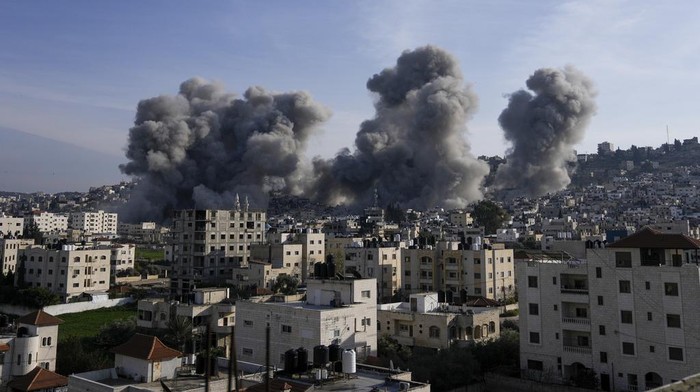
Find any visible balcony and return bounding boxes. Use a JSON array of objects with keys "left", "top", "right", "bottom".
[
  {"left": 562, "top": 317, "right": 590, "bottom": 326},
  {"left": 563, "top": 345, "right": 591, "bottom": 355}
]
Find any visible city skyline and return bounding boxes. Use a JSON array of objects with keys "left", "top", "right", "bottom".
[{"left": 1, "top": 1, "right": 699, "bottom": 193}]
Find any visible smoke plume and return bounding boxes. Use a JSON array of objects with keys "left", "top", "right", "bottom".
[
  {"left": 494, "top": 66, "right": 597, "bottom": 196},
  {"left": 309, "top": 46, "right": 489, "bottom": 209},
  {"left": 119, "top": 78, "right": 331, "bottom": 222}
]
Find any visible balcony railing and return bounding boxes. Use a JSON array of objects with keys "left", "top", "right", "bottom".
[
  {"left": 562, "top": 317, "right": 591, "bottom": 326},
  {"left": 560, "top": 287, "right": 588, "bottom": 294},
  {"left": 563, "top": 345, "right": 591, "bottom": 355}
]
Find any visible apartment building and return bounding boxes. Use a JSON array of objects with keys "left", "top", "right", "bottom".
[
  {"left": 518, "top": 228, "right": 700, "bottom": 392},
  {"left": 170, "top": 209, "right": 266, "bottom": 297},
  {"left": 19, "top": 245, "right": 111, "bottom": 303},
  {"left": 0, "top": 239, "right": 34, "bottom": 275},
  {"left": 401, "top": 241, "right": 515, "bottom": 301},
  {"left": 377, "top": 292, "right": 500, "bottom": 350},
  {"left": 263, "top": 229, "right": 325, "bottom": 281},
  {"left": 69, "top": 210, "right": 118, "bottom": 235},
  {"left": 0, "top": 215, "right": 23, "bottom": 237},
  {"left": 137, "top": 287, "right": 235, "bottom": 353},
  {"left": 117, "top": 221, "right": 168, "bottom": 243},
  {"left": 110, "top": 243, "right": 135, "bottom": 273},
  {"left": 230, "top": 259, "right": 295, "bottom": 292},
  {"left": 344, "top": 243, "right": 402, "bottom": 303},
  {"left": 235, "top": 278, "right": 377, "bottom": 367},
  {"left": 23, "top": 212, "right": 68, "bottom": 234},
  {"left": 0, "top": 310, "right": 63, "bottom": 387}
]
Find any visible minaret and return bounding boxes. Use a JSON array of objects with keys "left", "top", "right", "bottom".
[
  {"left": 235, "top": 194, "right": 241, "bottom": 211},
  {"left": 244, "top": 196, "right": 249, "bottom": 212}
]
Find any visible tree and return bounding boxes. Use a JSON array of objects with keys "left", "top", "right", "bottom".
[
  {"left": 56, "top": 336, "right": 111, "bottom": 375},
  {"left": 271, "top": 275, "right": 299, "bottom": 295},
  {"left": 94, "top": 317, "right": 136, "bottom": 348},
  {"left": 20, "top": 287, "right": 60, "bottom": 308},
  {"left": 22, "top": 221, "right": 43, "bottom": 244},
  {"left": 164, "top": 316, "right": 194, "bottom": 353},
  {"left": 472, "top": 200, "right": 509, "bottom": 234}
]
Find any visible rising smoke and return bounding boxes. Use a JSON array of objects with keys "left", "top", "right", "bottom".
[
  {"left": 310, "top": 46, "right": 489, "bottom": 209},
  {"left": 119, "top": 78, "right": 331, "bottom": 222},
  {"left": 493, "top": 66, "right": 597, "bottom": 196}
]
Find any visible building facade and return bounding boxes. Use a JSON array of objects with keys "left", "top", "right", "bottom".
[
  {"left": 518, "top": 228, "right": 700, "bottom": 391},
  {"left": 19, "top": 245, "right": 111, "bottom": 302},
  {"left": 170, "top": 209, "right": 267, "bottom": 297},
  {"left": 69, "top": 211, "right": 118, "bottom": 235},
  {"left": 377, "top": 292, "right": 500, "bottom": 350},
  {"left": 235, "top": 278, "right": 377, "bottom": 368}
]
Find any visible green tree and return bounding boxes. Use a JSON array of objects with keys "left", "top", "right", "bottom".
[
  {"left": 378, "top": 334, "right": 412, "bottom": 369},
  {"left": 271, "top": 275, "right": 299, "bottom": 295},
  {"left": 94, "top": 317, "right": 136, "bottom": 348},
  {"left": 472, "top": 200, "right": 510, "bottom": 234},
  {"left": 164, "top": 316, "right": 194, "bottom": 353},
  {"left": 22, "top": 221, "right": 43, "bottom": 244},
  {"left": 472, "top": 329, "right": 520, "bottom": 375},
  {"left": 56, "top": 336, "right": 111, "bottom": 375},
  {"left": 20, "top": 287, "right": 60, "bottom": 308}
]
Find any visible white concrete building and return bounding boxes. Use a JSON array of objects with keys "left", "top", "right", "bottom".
[
  {"left": 0, "top": 310, "right": 63, "bottom": 387},
  {"left": 20, "top": 245, "right": 111, "bottom": 303},
  {"left": 235, "top": 278, "right": 378, "bottom": 368},
  {"left": 137, "top": 287, "right": 235, "bottom": 352},
  {"left": 0, "top": 215, "right": 23, "bottom": 238},
  {"left": 69, "top": 210, "right": 118, "bottom": 235},
  {"left": 0, "top": 239, "right": 34, "bottom": 275},
  {"left": 402, "top": 241, "right": 515, "bottom": 301},
  {"left": 377, "top": 292, "right": 500, "bottom": 350},
  {"left": 110, "top": 243, "right": 135, "bottom": 273},
  {"left": 518, "top": 228, "right": 700, "bottom": 391},
  {"left": 23, "top": 212, "right": 68, "bottom": 234},
  {"left": 344, "top": 244, "right": 402, "bottom": 303}
]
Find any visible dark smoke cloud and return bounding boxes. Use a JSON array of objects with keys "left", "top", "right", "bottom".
[
  {"left": 120, "top": 77, "right": 331, "bottom": 222},
  {"left": 494, "top": 66, "right": 597, "bottom": 196},
  {"left": 309, "top": 46, "right": 489, "bottom": 209}
]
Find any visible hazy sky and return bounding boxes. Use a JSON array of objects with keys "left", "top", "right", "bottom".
[{"left": 1, "top": 0, "right": 699, "bottom": 191}]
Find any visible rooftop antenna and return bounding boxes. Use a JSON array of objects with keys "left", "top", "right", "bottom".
[{"left": 373, "top": 188, "right": 379, "bottom": 208}]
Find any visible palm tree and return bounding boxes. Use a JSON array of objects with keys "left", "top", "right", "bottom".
[{"left": 164, "top": 316, "right": 194, "bottom": 353}]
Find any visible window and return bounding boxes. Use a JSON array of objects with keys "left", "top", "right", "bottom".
[
  {"left": 622, "top": 342, "right": 635, "bottom": 355},
  {"left": 429, "top": 326, "right": 440, "bottom": 338},
  {"left": 619, "top": 280, "right": 631, "bottom": 293},
  {"left": 597, "top": 296, "right": 604, "bottom": 305},
  {"left": 242, "top": 348, "right": 253, "bottom": 356},
  {"left": 665, "top": 282, "right": 679, "bottom": 296},
  {"left": 529, "top": 332, "right": 540, "bottom": 344},
  {"left": 529, "top": 303, "right": 539, "bottom": 315},
  {"left": 281, "top": 325, "right": 292, "bottom": 333},
  {"left": 669, "top": 347, "right": 684, "bottom": 361},
  {"left": 243, "top": 320, "right": 253, "bottom": 327},
  {"left": 599, "top": 325, "right": 606, "bottom": 335},
  {"left": 552, "top": 276, "right": 557, "bottom": 285},
  {"left": 600, "top": 352, "right": 608, "bottom": 363},
  {"left": 647, "top": 312, "right": 653, "bottom": 321},
  {"left": 595, "top": 267, "right": 602, "bottom": 278},
  {"left": 474, "top": 273, "right": 481, "bottom": 279},
  {"left": 621, "top": 310, "right": 633, "bottom": 324},
  {"left": 667, "top": 314, "right": 681, "bottom": 328},
  {"left": 527, "top": 360, "right": 543, "bottom": 371},
  {"left": 553, "top": 304, "right": 558, "bottom": 311},
  {"left": 528, "top": 276, "right": 538, "bottom": 288},
  {"left": 615, "top": 252, "right": 632, "bottom": 268},
  {"left": 649, "top": 345, "right": 655, "bottom": 353},
  {"left": 645, "top": 281, "right": 651, "bottom": 290},
  {"left": 361, "top": 290, "right": 371, "bottom": 298}
]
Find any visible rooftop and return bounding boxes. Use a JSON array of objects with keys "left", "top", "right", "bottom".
[
  {"left": 16, "top": 310, "right": 63, "bottom": 327},
  {"left": 609, "top": 227, "right": 700, "bottom": 249},
  {"left": 111, "top": 333, "right": 181, "bottom": 361}
]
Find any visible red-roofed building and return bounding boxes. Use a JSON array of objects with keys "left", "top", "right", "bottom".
[
  {"left": 0, "top": 310, "right": 63, "bottom": 388},
  {"left": 110, "top": 334, "right": 182, "bottom": 383},
  {"left": 7, "top": 367, "right": 67, "bottom": 392}
]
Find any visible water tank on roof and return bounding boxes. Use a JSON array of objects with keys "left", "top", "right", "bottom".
[
  {"left": 329, "top": 343, "right": 342, "bottom": 362},
  {"left": 327, "top": 259, "right": 336, "bottom": 278},
  {"left": 284, "top": 349, "right": 298, "bottom": 373},
  {"left": 296, "top": 347, "right": 308, "bottom": 372},
  {"left": 342, "top": 349, "right": 356, "bottom": 374},
  {"left": 313, "top": 345, "right": 329, "bottom": 367}
]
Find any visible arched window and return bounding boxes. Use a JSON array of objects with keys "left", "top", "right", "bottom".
[
  {"left": 483, "top": 324, "right": 489, "bottom": 336},
  {"left": 489, "top": 321, "right": 496, "bottom": 333},
  {"left": 74, "top": 257, "right": 80, "bottom": 263},
  {"left": 465, "top": 326, "right": 473, "bottom": 338},
  {"left": 474, "top": 326, "right": 482, "bottom": 339},
  {"left": 27, "top": 353, "right": 32, "bottom": 365}
]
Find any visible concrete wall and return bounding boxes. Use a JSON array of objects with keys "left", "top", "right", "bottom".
[
  {"left": 485, "top": 373, "right": 598, "bottom": 392},
  {"left": 0, "top": 297, "right": 134, "bottom": 316}
]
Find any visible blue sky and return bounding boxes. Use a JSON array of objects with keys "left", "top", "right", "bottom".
[{"left": 1, "top": 0, "right": 699, "bottom": 192}]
